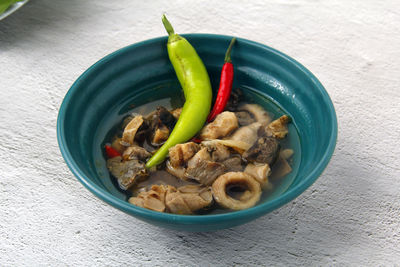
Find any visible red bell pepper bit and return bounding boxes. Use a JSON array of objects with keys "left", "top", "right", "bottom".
[
  {"left": 191, "top": 137, "right": 202, "bottom": 143},
  {"left": 105, "top": 144, "right": 121, "bottom": 158}
]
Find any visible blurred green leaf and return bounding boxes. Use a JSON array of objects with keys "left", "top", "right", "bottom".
[{"left": 0, "top": 0, "right": 23, "bottom": 14}]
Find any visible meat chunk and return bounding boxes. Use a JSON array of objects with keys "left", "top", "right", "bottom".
[
  {"left": 186, "top": 147, "right": 212, "bottom": 168},
  {"left": 121, "top": 115, "right": 134, "bottom": 129},
  {"left": 221, "top": 156, "right": 243, "bottom": 172},
  {"left": 121, "top": 115, "right": 144, "bottom": 146},
  {"left": 203, "top": 142, "right": 230, "bottom": 162},
  {"left": 166, "top": 160, "right": 187, "bottom": 180},
  {"left": 239, "top": 104, "right": 271, "bottom": 126},
  {"left": 280, "top": 148, "right": 294, "bottom": 160},
  {"left": 270, "top": 155, "right": 293, "bottom": 180},
  {"left": 168, "top": 142, "right": 200, "bottom": 168},
  {"left": 229, "top": 122, "right": 261, "bottom": 147},
  {"left": 201, "top": 139, "right": 252, "bottom": 155},
  {"left": 130, "top": 184, "right": 213, "bottom": 214},
  {"left": 243, "top": 136, "right": 280, "bottom": 165},
  {"left": 179, "top": 186, "right": 213, "bottom": 212},
  {"left": 129, "top": 184, "right": 168, "bottom": 212},
  {"left": 244, "top": 163, "right": 272, "bottom": 189},
  {"left": 225, "top": 89, "right": 243, "bottom": 112},
  {"left": 156, "top": 106, "right": 176, "bottom": 130},
  {"left": 212, "top": 172, "right": 261, "bottom": 210},
  {"left": 151, "top": 124, "right": 169, "bottom": 145},
  {"left": 147, "top": 106, "right": 176, "bottom": 145},
  {"left": 265, "top": 115, "right": 291, "bottom": 139},
  {"left": 186, "top": 160, "right": 226, "bottom": 186},
  {"left": 122, "top": 146, "right": 151, "bottom": 161},
  {"left": 185, "top": 148, "right": 226, "bottom": 185},
  {"left": 170, "top": 107, "right": 182, "bottom": 120},
  {"left": 111, "top": 137, "right": 125, "bottom": 154},
  {"left": 235, "top": 111, "right": 256, "bottom": 126},
  {"left": 165, "top": 185, "right": 213, "bottom": 214},
  {"left": 165, "top": 186, "right": 191, "bottom": 214},
  {"left": 134, "top": 118, "right": 151, "bottom": 143},
  {"left": 199, "top": 111, "right": 238, "bottom": 140},
  {"left": 106, "top": 156, "right": 148, "bottom": 190}
]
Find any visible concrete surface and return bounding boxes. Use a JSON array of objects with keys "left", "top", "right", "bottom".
[{"left": 1, "top": 0, "right": 399, "bottom": 266}]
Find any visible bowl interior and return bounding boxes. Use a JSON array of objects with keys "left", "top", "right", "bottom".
[{"left": 58, "top": 34, "right": 337, "bottom": 231}]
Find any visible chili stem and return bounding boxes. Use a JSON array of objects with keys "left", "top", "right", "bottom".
[
  {"left": 162, "top": 14, "right": 175, "bottom": 36},
  {"left": 224, "top": 37, "right": 236, "bottom": 63}
]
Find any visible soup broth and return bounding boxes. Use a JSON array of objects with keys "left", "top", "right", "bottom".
[{"left": 100, "top": 87, "right": 301, "bottom": 214}]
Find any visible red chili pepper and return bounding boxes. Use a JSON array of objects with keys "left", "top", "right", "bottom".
[
  {"left": 207, "top": 37, "right": 236, "bottom": 122},
  {"left": 191, "top": 137, "right": 202, "bottom": 143},
  {"left": 105, "top": 144, "right": 121, "bottom": 158}
]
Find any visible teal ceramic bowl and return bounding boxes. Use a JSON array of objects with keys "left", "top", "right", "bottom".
[{"left": 57, "top": 34, "right": 337, "bottom": 231}]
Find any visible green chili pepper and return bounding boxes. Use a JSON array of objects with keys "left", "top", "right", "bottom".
[{"left": 145, "top": 15, "right": 212, "bottom": 169}]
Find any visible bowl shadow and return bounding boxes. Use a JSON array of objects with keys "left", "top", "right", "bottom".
[{"left": 109, "top": 140, "right": 383, "bottom": 264}]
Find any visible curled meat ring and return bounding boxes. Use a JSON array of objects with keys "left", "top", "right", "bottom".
[{"left": 212, "top": 172, "right": 261, "bottom": 210}]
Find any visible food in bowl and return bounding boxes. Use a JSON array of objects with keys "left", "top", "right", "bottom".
[
  {"left": 102, "top": 15, "right": 297, "bottom": 215},
  {"left": 104, "top": 89, "right": 295, "bottom": 214}
]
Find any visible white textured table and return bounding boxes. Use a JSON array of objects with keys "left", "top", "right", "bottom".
[{"left": 1, "top": 0, "right": 399, "bottom": 266}]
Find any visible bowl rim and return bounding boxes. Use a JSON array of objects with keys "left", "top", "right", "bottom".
[{"left": 57, "top": 33, "right": 337, "bottom": 225}]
